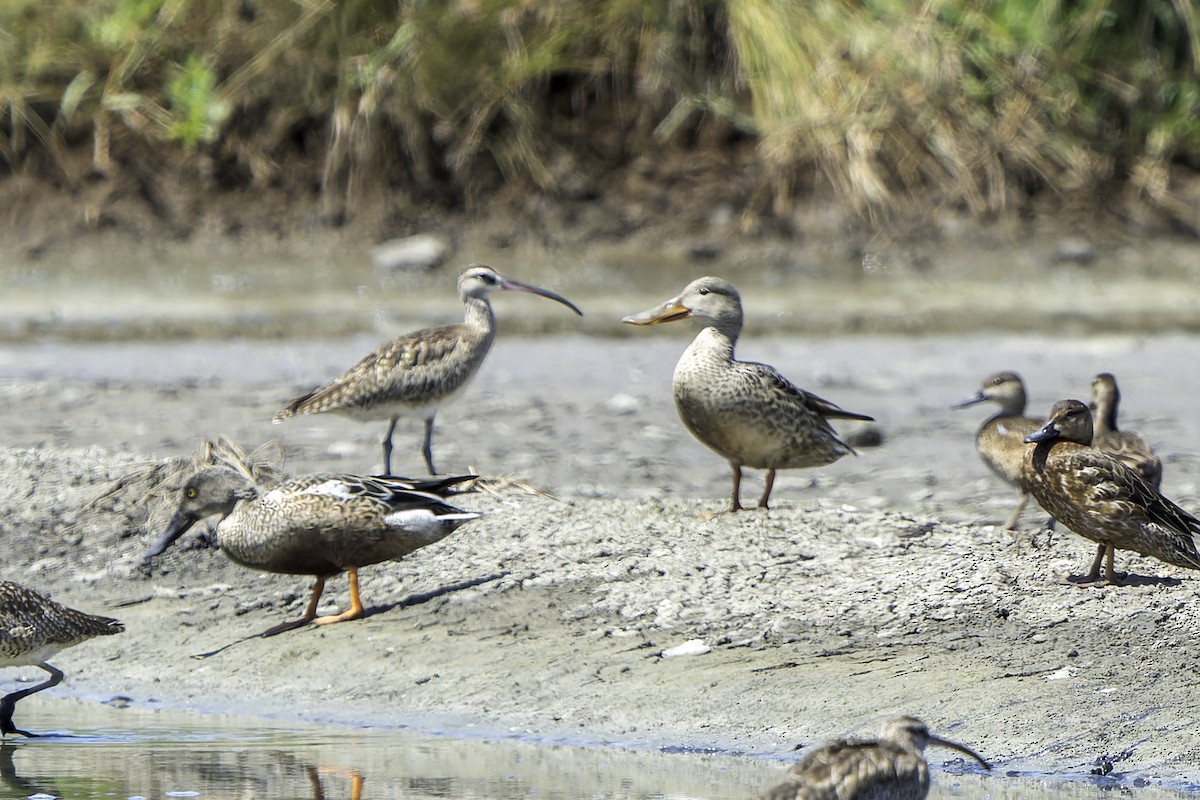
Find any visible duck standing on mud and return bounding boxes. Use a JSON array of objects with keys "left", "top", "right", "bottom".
[
  {"left": 953, "top": 371, "right": 1044, "bottom": 530},
  {"left": 1024, "top": 399, "right": 1200, "bottom": 583},
  {"left": 1089, "top": 372, "right": 1162, "bottom": 489},
  {"left": 623, "top": 276, "right": 873, "bottom": 512},
  {"left": 143, "top": 468, "right": 481, "bottom": 635}
]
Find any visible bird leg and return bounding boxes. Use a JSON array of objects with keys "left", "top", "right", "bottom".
[
  {"left": 314, "top": 568, "right": 364, "bottom": 626},
  {"left": 1004, "top": 492, "right": 1029, "bottom": 531},
  {"left": 729, "top": 464, "right": 744, "bottom": 512},
  {"left": 421, "top": 414, "right": 438, "bottom": 475},
  {"left": 0, "top": 663, "right": 64, "bottom": 737},
  {"left": 1102, "top": 545, "right": 1121, "bottom": 585},
  {"left": 758, "top": 469, "right": 776, "bottom": 509},
  {"left": 1081, "top": 543, "right": 1108, "bottom": 584},
  {"left": 262, "top": 577, "right": 326, "bottom": 637},
  {"left": 381, "top": 418, "right": 399, "bottom": 476}
]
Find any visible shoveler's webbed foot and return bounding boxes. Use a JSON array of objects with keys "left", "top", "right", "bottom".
[{"left": 261, "top": 617, "right": 315, "bottom": 637}]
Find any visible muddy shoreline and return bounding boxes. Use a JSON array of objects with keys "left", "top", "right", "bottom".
[{"left": 3, "top": 330, "right": 1200, "bottom": 794}]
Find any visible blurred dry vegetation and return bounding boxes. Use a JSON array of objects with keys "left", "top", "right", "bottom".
[{"left": 2, "top": 0, "right": 1199, "bottom": 237}]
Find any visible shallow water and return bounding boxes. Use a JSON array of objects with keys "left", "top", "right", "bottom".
[{"left": 0, "top": 700, "right": 1192, "bottom": 800}]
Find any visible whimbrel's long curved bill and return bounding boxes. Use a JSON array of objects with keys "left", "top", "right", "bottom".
[{"left": 499, "top": 278, "right": 583, "bottom": 316}]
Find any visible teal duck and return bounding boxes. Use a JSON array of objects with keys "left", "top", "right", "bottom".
[
  {"left": 623, "top": 277, "right": 873, "bottom": 512},
  {"left": 1024, "top": 399, "right": 1200, "bottom": 583},
  {"left": 953, "top": 371, "right": 1044, "bottom": 530},
  {"left": 0, "top": 580, "right": 124, "bottom": 737},
  {"left": 274, "top": 265, "right": 582, "bottom": 475},
  {"left": 1090, "top": 373, "right": 1162, "bottom": 489},
  {"left": 758, "top": 716, "right": 989, "bottom": 800},
  {"left": 144, "top": 469, "right": 481, "bottom": 635}
]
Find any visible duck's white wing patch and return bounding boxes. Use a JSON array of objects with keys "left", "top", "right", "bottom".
[{"left": 298, "top": 480, "right": 359, "bottom": 500}]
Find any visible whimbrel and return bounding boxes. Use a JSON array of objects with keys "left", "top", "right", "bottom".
[
  {"left": 623, "top": 277, "right": 873, "bottom": 512},
  {"left": 143, "top": 469, "right": 482, "bottom": 635},
  {"left": 0, "top": 580, "right": 124, "bottom": 737},
  {"left": 274, "top": 264, "right": 582, "bottom": 475},
  {"left": 758, "top": 716, "right": 989, "bottom": 800},
  {"left": 1025, "top": 399, "right": 1200, "bottom": 583}
]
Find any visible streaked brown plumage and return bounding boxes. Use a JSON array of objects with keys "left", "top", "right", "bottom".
[
  {"left": 1024, "top": 399, "right": 1200, "bottom": 584},
  {"left": 1090, "top": 372, "right": 1162, "bottom": 489},
  {"left": 273, "top": 264, "right": 582, "bottom": 475},
  {"left": 758, "top": 716, "right": 989, "bottom": 800},
  {"left": 623, "top": 277, "right": 873, "bottom": 512},
  {"left": 143, "top": 469, "right": 482, "bottom": 635},
  {"left": 953, "top": 371, "right": 1043, "bottom": 530},
  {"left": 0, "top": 580, "right": 124, "bottom": 737}
]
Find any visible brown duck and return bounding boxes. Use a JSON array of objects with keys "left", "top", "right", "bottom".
[
  {"left": 953, "top": 371, "right": 1043, "bottom": 530},
  {"left": 758, "top": 716, "right": 989, "bottom": 800},
  {"left": 623, "top": 277, "right": 873, "bottom": 512},
  {"left": 1024, "top": 399, "right": 1200, "bottom": 583},
  {"left": 1090, "top": 372, "right": 1162, "bottom": 489},
  {"left": 144, "top": 469, "right": 482, "bottom": 635}
]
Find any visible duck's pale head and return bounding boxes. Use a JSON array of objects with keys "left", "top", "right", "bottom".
[{"left": 622, "top": 276, "right": 743, "bottom": 331}]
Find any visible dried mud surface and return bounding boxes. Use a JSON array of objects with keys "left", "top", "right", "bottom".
[{"left": 2, "top": 331, "right": 1200, "bottom": 793}]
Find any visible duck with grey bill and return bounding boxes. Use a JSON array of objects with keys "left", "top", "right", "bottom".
[
  {"left": 758, "top": 716, "right": 990, "bottom": 800},
  {"left": 273, "top": 264, "right": 582, "bottom": 476},
  {"left": 0, "top": 580, "right": 124, "bottom": 737},
  {"left": 1024, "top": 399, "right": 1200, "bottom": 584},
  {"left": 143, "top": 468, "right": 482, "bottom": 636},
  {"left": 623, "top": 277, "right": 873, "bottom": 513},
  {"left": 952, "top": 371, "right": 1044, "bottom": 531}
]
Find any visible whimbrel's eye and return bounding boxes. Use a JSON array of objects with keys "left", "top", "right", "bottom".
[{"left": 698, "top": 287, "right": 710, "bottom": 295}]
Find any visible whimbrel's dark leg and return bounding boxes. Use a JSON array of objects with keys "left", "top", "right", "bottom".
[
  {"left": 262, "top": 577, "right": 326, "bottom": 637},
  {"left": 381, "top": 418, "right": 399, "bottom": 475},
  {"left": 1084, "top": 543, "right": 1106, "bottom": 583},
  {"left": 729, "top": 464, "right": 744, "bottom": 512},
  {"left": 0, "top": 663, "right": 63, "bottom": 737},
  {"left": 314, "top": 568, "right": 364, "bottom": 626},
  {"left": 758, "top": 469, "right": 776, "bottom": 509},
  {"left": 421, "top": 414, "right": 438, "bottom": 475},
  {"left": 1004, "top": 492, "right": 1029, "bottom": 531}
]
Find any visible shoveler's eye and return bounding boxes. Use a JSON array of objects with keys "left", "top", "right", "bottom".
[{"left": 186, "top": 488, "right": 197, "bottom": 499}]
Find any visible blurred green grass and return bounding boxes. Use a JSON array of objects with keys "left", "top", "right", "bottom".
[{"left": 1, "top": 0, "right": 1197, "bottom": 226}]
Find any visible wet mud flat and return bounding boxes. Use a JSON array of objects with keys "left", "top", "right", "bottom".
[{"left": 2, "top": 333, "right": 1200, "bottom": 793}]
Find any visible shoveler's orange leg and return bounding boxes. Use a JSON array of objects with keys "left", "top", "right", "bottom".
[
  {"left": 757, "top": 469, "right": 776, "bottom": 509},
  {"left": 314, "top": 568, "right": 364, "bottom": 626},
  {"left": 262, "top": 577, "right": 326, "bottom": 637}
]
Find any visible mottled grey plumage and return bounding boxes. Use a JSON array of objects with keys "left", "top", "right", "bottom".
[
  {"left": 1024, "top": 399, "right": 1200, "bottom": 584},
  {"left": 143, "top": 468, "right": 482, "bottom": 635},
  {"left": 758, "top": 716, "right": 989, "bottom": 800},
  {"left": 0, "top": 580, "right": 124, "bottom": 737},
  {"left": 273, "top": 264, "right": 582, "bottom": 475},
  {"left": 1090, "top": 373, "right": 1162, "bottom": 489},
  {"left": 953, "top": 371, "right": 1043, "bottom": 530},
  {"left": 623, "top": 277, "right": 873, "bottom": 512}
]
